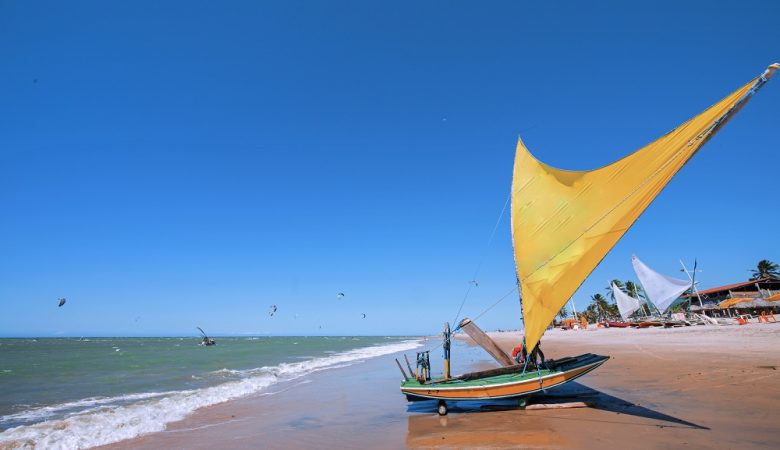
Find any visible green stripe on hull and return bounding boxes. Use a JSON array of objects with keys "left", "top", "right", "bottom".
[
  {"left": 400, "top": 353, "right": 609, "bottom": 401},
  {"left": 401, "top": 368, "right": 555, "bottom": 389}
]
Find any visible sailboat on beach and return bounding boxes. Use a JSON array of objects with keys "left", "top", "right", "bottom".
[
  {"left": 632, "top": 255, "right": 693, "bottom": 327},
  {"left": 399, "top": 63, "right": 778, "bottom": 414},
  {"left": 612, "top": 282, "right": 644, "bottom": 322}
]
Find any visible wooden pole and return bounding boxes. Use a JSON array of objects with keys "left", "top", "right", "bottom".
[
  {"left": 458, "top": 318, "right": 516, "bottom": 367},
  {"left": 404, "top": 354, "right": 414, "bottom": 377},
  {"left": 395, "top": 358, "right": 409, "bottom": 380},
  {"left": 443, "top": 322, "right": 451, "bottom": 379}
]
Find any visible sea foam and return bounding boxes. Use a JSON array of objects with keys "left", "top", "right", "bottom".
[{"left": 0, "top": 339, "right": 421, "bottom": 450}]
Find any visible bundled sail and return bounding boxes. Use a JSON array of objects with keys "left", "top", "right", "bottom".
[
  {"left": 612, "top": 283, "right": 642, "bottom": 320},
  {"left": 512, "top": 64, "right": 778, "bottom": 352},
  {"left": 632, "top": 255, "right": 691, "bottom": 314}
]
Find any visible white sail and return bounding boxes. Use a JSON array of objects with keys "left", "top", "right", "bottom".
[
  {"left": 632, "top": 255, "right": 692, "bottom": 314},
  {"left": 612, "top": 283, "right": 642, "bottom": 320}
]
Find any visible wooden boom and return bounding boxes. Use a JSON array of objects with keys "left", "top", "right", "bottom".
[{"left": 458, "top": 318, "right": 517, "bottom": 367}]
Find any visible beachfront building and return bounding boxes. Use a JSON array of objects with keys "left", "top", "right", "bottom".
[{"left": 685, "top": 278, "right": 780, "bottom": 317}]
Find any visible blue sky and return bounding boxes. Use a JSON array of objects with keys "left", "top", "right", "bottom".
[{"left": 1, "top": 1, "right": 778, "bottom": 337}]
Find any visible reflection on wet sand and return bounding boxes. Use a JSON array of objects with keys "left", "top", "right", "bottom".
[
  {"left": 405, "top": 381, "right": 707, "bottom": 449},
  {"left": 407, "top": 407, "right": 564, "bottom": 448}
]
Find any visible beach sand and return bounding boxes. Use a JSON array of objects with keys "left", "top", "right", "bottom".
[{"left": 100, "top": 324, "right": 780, "bottom": 449}]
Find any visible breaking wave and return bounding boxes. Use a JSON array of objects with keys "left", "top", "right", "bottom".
[{"left": 0, "top": 339, "right": 421, "bottom": 450}]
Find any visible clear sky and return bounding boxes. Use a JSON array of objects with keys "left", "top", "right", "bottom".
[{"left": 1, "top": 1, "right": 778, "bottom": 337}]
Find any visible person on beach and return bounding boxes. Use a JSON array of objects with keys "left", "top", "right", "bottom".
[
  {"left": 512, "top": 343, "right": 525, "bottom": 364},
  {"left": 529, "top": 343, "right": 546, "bottom": 369},
  {"left": 512, "top": 341, "right": 546, "bottom": 369}
]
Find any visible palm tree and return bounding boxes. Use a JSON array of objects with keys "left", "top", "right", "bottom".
[
  {"left": 623, "top": 281, "right": 645, "bottom": 299},
  {"left": 589, "top": 293, "right": 616, "bottom": 321},
  {"left": 751, "top": 259, "right": 779, "bottom": 280},
  {"left": 607, "top": 301, "right": 619, "bottom": 319},
  {"left": 557, "top": 307, "right": 568, "bottom": 320},
  {"left": 624, "top": 280, "right": 653, "bottom": 316},
  {"left": 582, "top": 305, "right": 599, "bottom": 323}
]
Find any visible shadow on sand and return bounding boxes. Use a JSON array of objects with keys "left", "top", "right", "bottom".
[{"left": 406, "top": 380, "right": 708, "bottom": 430}]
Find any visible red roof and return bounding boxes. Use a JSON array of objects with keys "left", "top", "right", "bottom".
[{"left": 693, "top": 277, "right": 774, "bottom": 296}]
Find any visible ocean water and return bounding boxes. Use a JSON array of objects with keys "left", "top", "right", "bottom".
[{"left": 0, "top": 336, "right": 421, "bottom": 449}]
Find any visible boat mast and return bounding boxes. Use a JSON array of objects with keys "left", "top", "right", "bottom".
[
  {"left": 633, "top": 284, "right": 650, "bottom": 318},
  {"left": 680, "top": 259, "right": 703, "bottom": 308},
  {"left": 442, "top": 322, "right": 451, "bottom": 379},
  {"left": 569, "top": 299, "right": 578, "bottom": 321}
]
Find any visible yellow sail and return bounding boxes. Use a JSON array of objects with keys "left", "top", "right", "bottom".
[{"left": 512, "top": 65, "right": 778, "bottom": 352}]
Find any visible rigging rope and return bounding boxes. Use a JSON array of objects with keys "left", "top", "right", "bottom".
[
  {"left": 451, "top": 193, "right": 511, "bottom": 327},
  {"left": 469, "top": 285, "right": 519, "bottom": 324},
  {"left": 417, "top": 284, "right": 519, "bottom": 356}
]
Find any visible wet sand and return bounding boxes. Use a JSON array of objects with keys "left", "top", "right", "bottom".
[{"left": 101, "top": 324, "right": 780, "bottom": 449}]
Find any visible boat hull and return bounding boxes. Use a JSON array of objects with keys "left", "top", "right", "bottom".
[
  {"left": 635, "top": 321, "right": 664, "bottom": 328},
  {"left": 401, "top": 353, "right": 608, "bottom": 401},
  {"left": 603, "top": 321, "right": 630, "bottom": 328}
]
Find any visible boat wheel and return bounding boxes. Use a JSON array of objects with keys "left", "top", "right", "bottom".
[{"left": 437, "top": 400, "right": 448, "bottom": 416}]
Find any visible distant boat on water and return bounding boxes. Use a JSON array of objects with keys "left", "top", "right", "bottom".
[{"left": 197, "top": 326, "right": 216, "bottom": 346}]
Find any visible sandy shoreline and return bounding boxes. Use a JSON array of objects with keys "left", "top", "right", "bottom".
[{"left": 99, "top": 324, "right": 780, "bottom": 449}]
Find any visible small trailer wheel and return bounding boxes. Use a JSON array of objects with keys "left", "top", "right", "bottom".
[{"left": 437, "top": 400, "right": 448, "bottom": 416}]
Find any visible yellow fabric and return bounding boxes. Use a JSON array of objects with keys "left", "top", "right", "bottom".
[
  {"left": 719, "top": 297, "right": 754, "bottom": 308},
  {"left": 513, "top": 78, "right": 758, "bottom": 352},
  {"left": 764, "top": 292, "right": 780, "bottom": 302}
]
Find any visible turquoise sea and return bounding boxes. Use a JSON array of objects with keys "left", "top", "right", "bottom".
[{"left": 0, "top": 336, "right": 421, "bottom": 448}]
